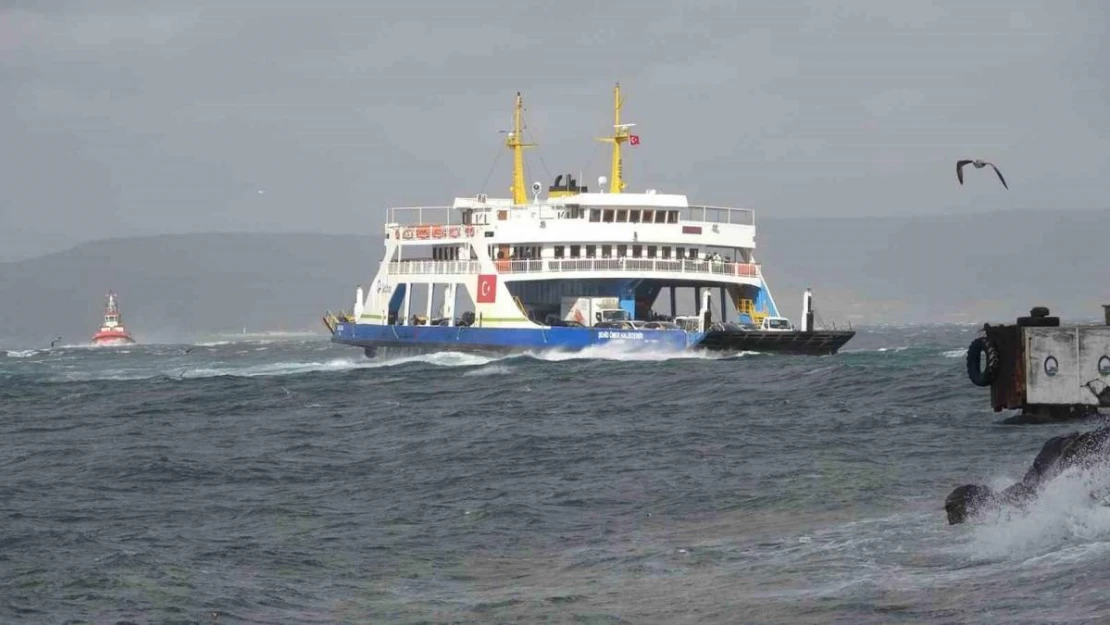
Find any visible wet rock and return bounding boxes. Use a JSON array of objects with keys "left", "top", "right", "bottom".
[{"left": 945, "top": 425, "right": 1110, "bottom": 524}]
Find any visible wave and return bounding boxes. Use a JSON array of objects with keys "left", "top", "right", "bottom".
[
  {"left": 521, "top": 342, "right": 758, "bottom": 362},
  {"left": 963, "top": 463, "right": 1110, "bottom": 562},
  {"left": 42, "top": 351, "right": 506, "bottom": 382},
  {"left": 11, "top": 341, "right": 774, "bottom": 383}
]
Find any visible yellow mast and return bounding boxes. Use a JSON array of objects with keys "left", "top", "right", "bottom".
[
  {"left": 596, "top": 82, "right": 632, "bottom": 193},
  {"left": 505, "top": 91, "right": 533, "bottom": 205}
]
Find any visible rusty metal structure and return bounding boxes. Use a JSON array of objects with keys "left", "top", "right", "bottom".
[{"left": 967, "top": 306, "right": 1110, "bottom": 421}]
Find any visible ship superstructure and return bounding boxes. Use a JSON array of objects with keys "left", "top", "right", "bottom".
[{"left": 324, "top": 85, "right": 853, "bottom": 356}]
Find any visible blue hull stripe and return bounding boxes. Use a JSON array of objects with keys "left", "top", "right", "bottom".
[{"left": 332, "top": 323, "right": 699, "bottom": 352}]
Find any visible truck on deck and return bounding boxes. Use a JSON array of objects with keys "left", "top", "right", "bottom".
[{"left": 560, "top": 296, "right": 630, "bottom": 328}]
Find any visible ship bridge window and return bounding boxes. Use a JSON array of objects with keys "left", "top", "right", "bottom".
[
  {"left": 590, "top": 209, "right": 601, "bottom": 222},
  {"left": 688, "top": 248, "right": 699, "bottom": 259},
  {"left": 647, "top": 245, "right": 657, "bottom": 258},
  {"left": 654, "top": 211, "right": 667, "bottom": 224},
  {"left": 602, "top": 244, "right": 613, "bottom": 258},
  {"left": 570, "top": 245, "right": 581, "bottom": 258},
  {"left": 667, "top": 211, "right": 678, "bottom": 224},
  {"left": 603, "top": 209, "right": 614, "bottom": 223},
  {"left": 642, "top": 210, "right": 653, "bottom": 223},
  {"left": 567, "top": 205, "right": 583, "bottom": 219},
  {"left": 632, "top": 244, "right": 643, "bottom": 258},
  {"left": 676, "top": 247, "right": 685, "bottom": 259},
  {"left": 629, "top": 210, "right": 640, "bottom": 223},
  {"left": 554, "top": 245, "right": 565, "bottom": 259},
  {"left": 661, "top": 246, "right": 671, "bottom": 259},
  {"left": 586, "top": 245, "right": 597, "bottom": 258},
  {"left": 617, "top": 209, "right": 628, "bottom": 222},
  {"left": 617, "top": 244, "right": 628, "bottom": 257}
]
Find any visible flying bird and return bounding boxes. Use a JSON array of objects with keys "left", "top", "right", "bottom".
[{"left": 957, "top": 159, "right": 1008, "bottom": 189}]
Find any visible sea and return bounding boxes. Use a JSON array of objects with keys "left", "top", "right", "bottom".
[{"left": 3, "top": 325, "right": 1110, "bottom": 624}]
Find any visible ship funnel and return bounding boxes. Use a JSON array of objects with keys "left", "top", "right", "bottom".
[{"left": 548, "top": 173, "right": 588, "bottom": 198}]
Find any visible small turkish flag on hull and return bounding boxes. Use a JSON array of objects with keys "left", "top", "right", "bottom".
[
  {"left": 629, "top": 135, "right": 640, "bottom": 146},
  {"left": 477, "top": 274, "right": 497, "bottom": 303}
]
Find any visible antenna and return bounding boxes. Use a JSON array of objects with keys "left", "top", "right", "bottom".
[{"left": 595, "top": 83, "right": 635, "bottom": 194}]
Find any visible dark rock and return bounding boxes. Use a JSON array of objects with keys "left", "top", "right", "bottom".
[{"left": 945, "top": 425, "right": 1110, "bottom": 524}]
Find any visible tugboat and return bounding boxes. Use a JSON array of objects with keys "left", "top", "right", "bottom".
[
  {"left": 323, "top": 84, "right": 855, "bottom": 357},
  {"left": 91, "top": 291, "right": 136, "bottom": 346}
]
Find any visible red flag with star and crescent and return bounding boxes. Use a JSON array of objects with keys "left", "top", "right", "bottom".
[
  {"left": 629, "top": 135, "right": 640, "bottom": 146},
  {"left": 477, "top": 274, "right": 497, "bottom": 303}
]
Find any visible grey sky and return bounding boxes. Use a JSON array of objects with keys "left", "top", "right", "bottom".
[{"left": 2, "top": 0, "right": 1107, "bottom": 261}]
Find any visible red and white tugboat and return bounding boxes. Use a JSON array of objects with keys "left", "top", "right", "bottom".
[{"left": 91, "top": 291, "right": 136, "bottom": 346}]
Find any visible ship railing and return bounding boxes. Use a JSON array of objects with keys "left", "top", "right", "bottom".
[
  {"left": 388, "top": 260, "right": 482, "bottom": 275},
  {"left": 383, "top": 205, "right": 755, "bottom": 227},
  {"left": 544, "top": 258, "right": 761, "bottom": 277},
  {"left": 386, "top": 206, "right": 464, "bottom": 226},
  {"left": 388, "top": 258, "right": 760, "bottom": 278}
]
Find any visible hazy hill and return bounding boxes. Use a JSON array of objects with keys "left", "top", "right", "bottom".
[
  {"left": 0, "top": 209, "right": 1106, "bottom": 347},
  {"left": 756, "top": 208, "right": 1108, "bottom": 326},
  {"left": 0, "top": 233, "right": 377, "bottom": 347}
]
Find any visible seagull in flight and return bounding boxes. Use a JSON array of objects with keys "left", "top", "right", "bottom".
[{"left": 957, "top": 159, "right": 1008, "bottom": 189}]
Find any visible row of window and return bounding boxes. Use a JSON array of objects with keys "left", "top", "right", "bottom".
[
  {"left": 432, "top": 246, "right": 461, "bottom": 261},
  {"left": 588, "top": 209, "right": 679, "bottom": 224},
  {"left": 553, "top": 244, "right": 699, "bottom": 260},
  {"left": 444, "top": 244, "right": 727, "bottom": 262}
]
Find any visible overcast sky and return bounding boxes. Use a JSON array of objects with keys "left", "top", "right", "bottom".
[{"left": 2, "top": 0, "right": 1107, "bottom": 260}]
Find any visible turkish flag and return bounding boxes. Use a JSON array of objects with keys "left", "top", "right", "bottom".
[
  {"left": 629, "top": 134, "right": 640, "bottom": 146},
  {"left": 477, "top": 274, "right": 497, "bottom": 303}
]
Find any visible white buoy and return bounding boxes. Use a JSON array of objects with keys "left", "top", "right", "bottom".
[{"left": 354, "top": 286, "right": 365, "bottom": 318}]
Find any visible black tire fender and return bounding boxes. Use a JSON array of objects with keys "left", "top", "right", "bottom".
[{"left": 967, "top": 336, "right": 1000, "bottom": 387}]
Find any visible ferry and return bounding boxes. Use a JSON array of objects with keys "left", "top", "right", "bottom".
[
  {"left": 91, "top": 291, "right": 136, "bottom": 346},
  {"left": 323, "top": 85, "right": 855, "bottom": 357}
]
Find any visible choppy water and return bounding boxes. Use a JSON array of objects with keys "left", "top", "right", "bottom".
[{"left": 4, "top": 327, "right": 1110, "bottom": 624}]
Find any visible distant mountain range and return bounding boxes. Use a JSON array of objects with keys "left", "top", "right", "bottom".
[{"left": 1, "top": 208, "right": 1105, "bottom": 347}]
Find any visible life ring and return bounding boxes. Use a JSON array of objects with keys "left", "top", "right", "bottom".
[{"left": 966, "top": 336, "right": 1000, "bottom": 387}]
